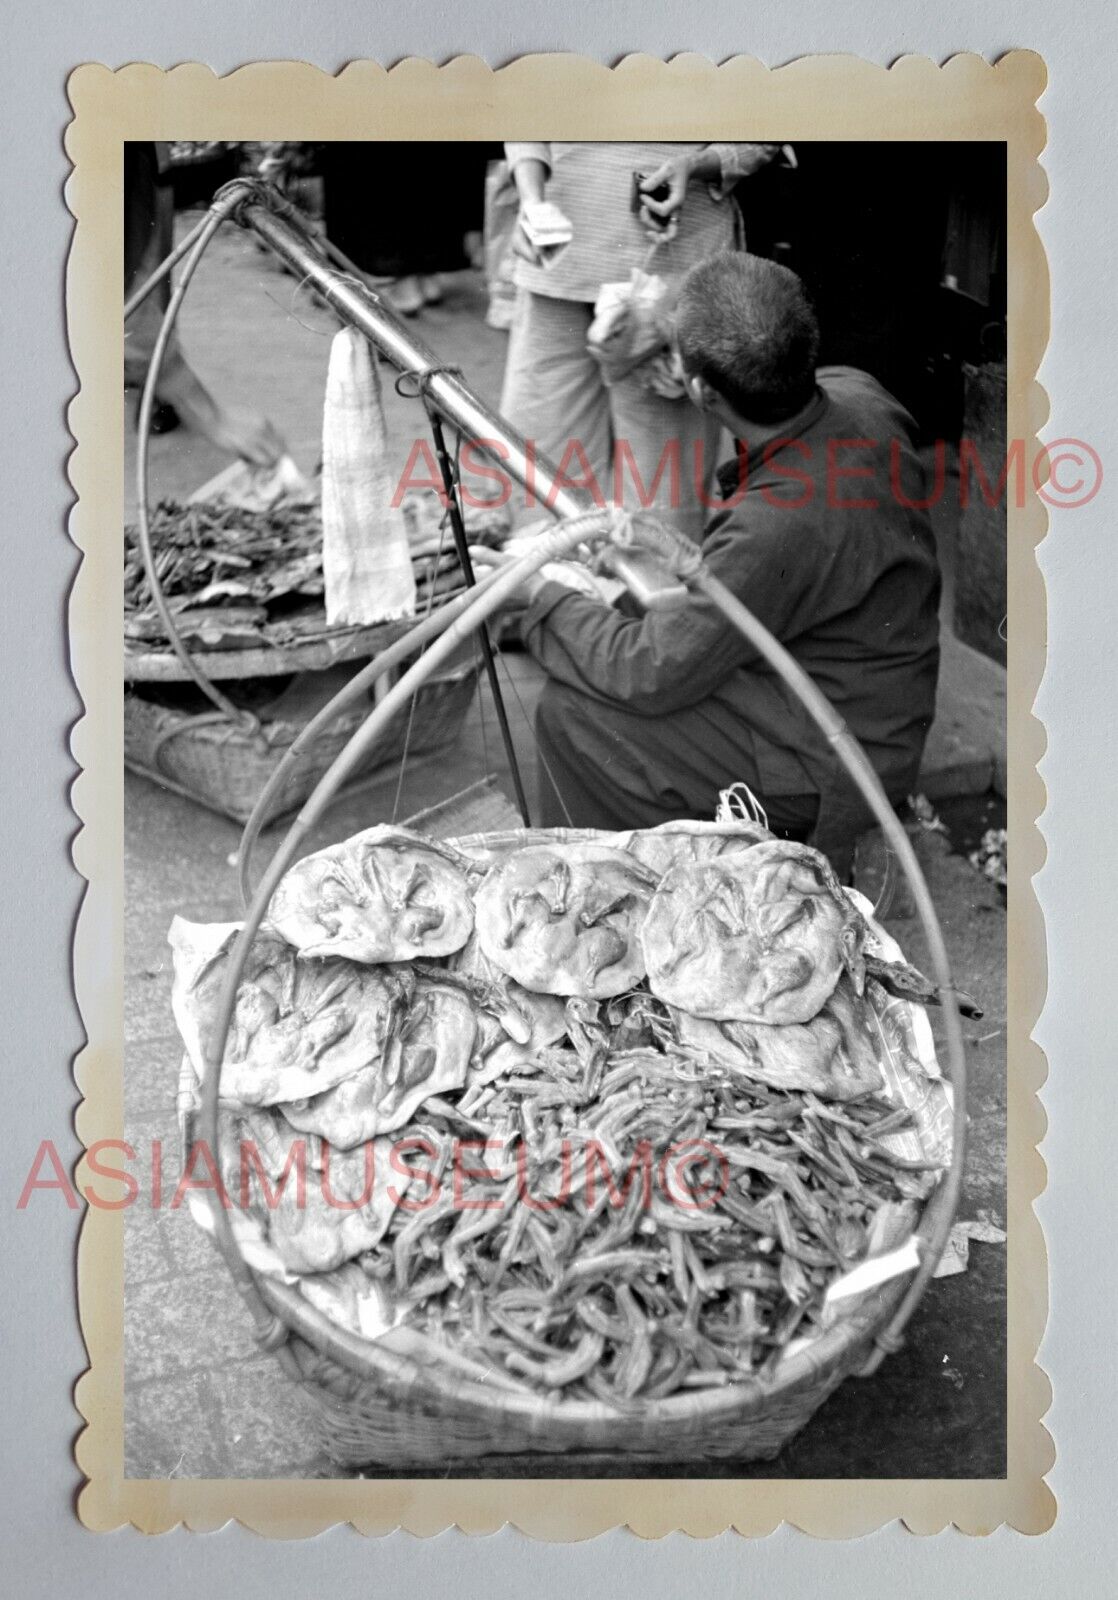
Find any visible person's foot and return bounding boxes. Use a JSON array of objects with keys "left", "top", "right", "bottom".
[
  {"left": 417, "top": 273, "right": 446, "bottom": 305},
  {"left": 384, "top": 275, "right": 424, "bottom": 316},
  {"left": 463, "top": 230, "right": 484, "bottom": 270},
  {"left": 485, "top": 289, "right": 516, "bottom": 331}
]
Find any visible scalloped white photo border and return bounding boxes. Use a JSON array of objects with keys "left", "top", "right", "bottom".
[{"left": 64, "top": 52, "right": 1051, "bottom": 1536}]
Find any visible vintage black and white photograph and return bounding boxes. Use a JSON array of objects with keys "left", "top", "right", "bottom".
[{"left": 115, "top": 127, "right": 1010, "bottom": 1485}]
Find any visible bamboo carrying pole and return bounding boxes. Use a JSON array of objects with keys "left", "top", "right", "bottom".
[
  {"left": 124, "top": 174, "right": 371, "bottom": 324},
  {"left": 227, "top": 183, "right": 689, "bottom": 613},
  {"left": 131, "top": 176, "right": 601, "bottom": 828}
]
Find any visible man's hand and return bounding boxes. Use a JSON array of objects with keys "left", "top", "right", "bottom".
[
  {"left": 209, "top": 408, "right": 286, "bottom": 468},
  {"left": 466, "top": 544, "right": 549, "bottom": 607},
  {"left": 467, "top": 544, "right": 613, "bottom": 608},
  {"left": 637, "top": 153, "right": 701, "bottom": 242}
]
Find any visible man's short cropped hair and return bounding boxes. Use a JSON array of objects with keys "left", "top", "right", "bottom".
[{"left": 676, "top": 253, "right": 820, "bottom": 423}]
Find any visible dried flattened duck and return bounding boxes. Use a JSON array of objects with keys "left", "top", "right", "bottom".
[
  {"left": 280, "top": 972, "right": 477, "bottom": 1144},
  {"left": 266, "top": 825, "right": 474, "bottom": 963},
  {"left": 641, "top": 840, "right": 866, "bottom": 1024},
  {"left": 473, "top": 843, "right": 658, "bottom": 999},
  {"left": 622, "top": 818, "right": 774, "bottom": 876},
  {"left": 169, "top": 917, "right": 394, "bottom": 1106},
  {"left": 221, "top": 1107, "right": 410, "bottom": 1275},
  {"left": 450, "top": 933, "right": 569, "bottom": 1079},
  {"left": 676, "top": 974, "right": 883, "bottom": 1100}
]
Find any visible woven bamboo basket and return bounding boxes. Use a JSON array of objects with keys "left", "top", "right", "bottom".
[
  {"left": 188, "top": 509, "right": 967, "bottom": 1473},
  {"left": 248, "top": 879, "right": 957, "bottom": 1471},
  {"left": 181, "top": 917, "right": 957, "bottom": 1470},
  {"left": 125, "top": 661, "right": 478, "bottom": 826}
]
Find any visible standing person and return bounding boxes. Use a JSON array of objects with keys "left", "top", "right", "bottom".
[
  {"left": 471, "top": 254, "right": 941, "bottom": 874},
  {"left": 124, "top": 142, "right": 284, "bottom": 465},
  {"left": 499, "top": 142, "right": 786, "bottom": 540}
]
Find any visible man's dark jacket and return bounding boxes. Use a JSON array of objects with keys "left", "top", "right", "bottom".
[{"left": 520, "top": 366, "right": 941, "bottom": 835}]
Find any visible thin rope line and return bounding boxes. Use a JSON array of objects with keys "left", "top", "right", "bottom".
[
  {"left": 454, "top": 399, "right": 569, "bottom": 822},
  {"left": 492, "top": 645, "right": 573, "bottom": 828},
  {"left": 473, "top": 628, "right": 492, "bottom": 775},
  {"left": 445, "top": 427, "right": 493, "bottom": 778},
  {"left": 260, "top": 271, "right": 340, "bottom": 337},
  {"left": 390, "top": 517, "right": 448, "bottom": 824}
]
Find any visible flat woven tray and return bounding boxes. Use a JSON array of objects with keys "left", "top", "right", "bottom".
[{"left": 124, "top": 616, "right": 421, "bottom": 684}]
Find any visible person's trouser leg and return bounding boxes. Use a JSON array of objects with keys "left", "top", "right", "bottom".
[
  {"left": 123, "top": 150, "right": 281, "bottom": 464},
  {"left": 534, "top": 678, "right": 818, "bottom": 835},
  {"left": 499, "top": 291, "right": 612, "bottom": 525}
]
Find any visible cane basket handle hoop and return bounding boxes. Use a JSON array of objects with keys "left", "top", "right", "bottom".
[
  {"left": 197, "top": 508, "right": 967, "bottom": 1408},
  {"left": 131, "top": 187, "right": 260, "bottom": 726},
  {"left": 129, "top": 175, "right": 368, "bottom": 730}
]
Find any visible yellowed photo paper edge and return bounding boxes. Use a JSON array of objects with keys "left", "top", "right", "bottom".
[{"left": 66, "top": 51, "right": 1053, "bottom": 1537}]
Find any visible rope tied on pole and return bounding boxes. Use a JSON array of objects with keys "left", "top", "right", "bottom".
[
  {"left": 393, "top": 365, "right": 465, "bottom": 400},
  {"left": 607, "top": 507, "right": 705, "bottom": 584}
]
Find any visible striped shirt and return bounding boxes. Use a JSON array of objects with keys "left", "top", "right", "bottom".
[{"left": 505, "top": 142, "right": 780, "bottom": 302}]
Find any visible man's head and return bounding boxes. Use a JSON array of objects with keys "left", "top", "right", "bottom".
[{"left": 675, "top": 253, "right": 820, "bottom": 427}]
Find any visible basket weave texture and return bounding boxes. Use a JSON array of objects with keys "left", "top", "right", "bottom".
[
  {"left": 285, "top": 1316, "right": 877, "bottom": 1469},
  {"left": 125, "top": 664, "right": 478, "bottom": 825}
]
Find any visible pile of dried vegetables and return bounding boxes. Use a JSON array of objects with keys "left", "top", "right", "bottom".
[
  {"left": 173, "top": 821, "right": 952, "bottom": 1403},
  {"left": 126, "top": 492, "right": 507, "bottom": 653},
  {"left": 336, "top": 1056, "right": 931, "bottom": 1397}
]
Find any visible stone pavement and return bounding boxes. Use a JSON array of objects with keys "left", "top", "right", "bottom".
[
  {"left": 123, "top": 211, "right": 1007, "bottom": 1479},
  {"left": 124, "top": 657, "right": 551, "bottom": 1480}
]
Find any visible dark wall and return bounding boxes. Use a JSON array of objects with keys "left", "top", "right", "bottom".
[{"left": 739, "top": 142, "right": 1007, "bottom": 437}]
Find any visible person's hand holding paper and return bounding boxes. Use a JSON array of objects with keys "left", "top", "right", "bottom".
[{"left": 513, "top": 200, "right": 574, "bottom": 267}]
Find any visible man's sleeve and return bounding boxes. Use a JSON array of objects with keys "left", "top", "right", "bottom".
[
  {"left": 705, "top": 143, "right": 783, "bottom": 196},
  {"left": 519, "top": 509, "right": 816, "bottom": 714}
]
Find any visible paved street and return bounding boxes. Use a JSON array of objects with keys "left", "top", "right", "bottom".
[{"left": 123, "top": 210, "right": 1007, "bottom": 1479}]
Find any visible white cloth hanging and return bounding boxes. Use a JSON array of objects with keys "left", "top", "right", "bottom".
[{"left": 320, "top": 327, "right": 416, "bottom": 625}]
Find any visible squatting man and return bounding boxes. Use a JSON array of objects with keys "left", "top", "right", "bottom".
[{"left": 470, "top": 253, "right": 941, "bottom": 874}]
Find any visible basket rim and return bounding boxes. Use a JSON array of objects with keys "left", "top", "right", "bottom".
[{"left": 255, "top": 1255, "right": 918, "bottom": 1431}]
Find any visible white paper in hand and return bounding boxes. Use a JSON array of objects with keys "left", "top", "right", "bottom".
[
  {"left": 515, "top": 201, "right": 574, "bottom": 266},
  {"left": 321, "top": 328, "right": 416, "bottom": 625}
]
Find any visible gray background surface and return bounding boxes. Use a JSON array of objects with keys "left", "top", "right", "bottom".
[{"left": 0, "top": 0, "right": 1113, "bottom": 1592}]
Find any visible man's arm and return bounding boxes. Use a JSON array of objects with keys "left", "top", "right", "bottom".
[{"left": 519, "top": 508, "right": 815, "bottom": 714}]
